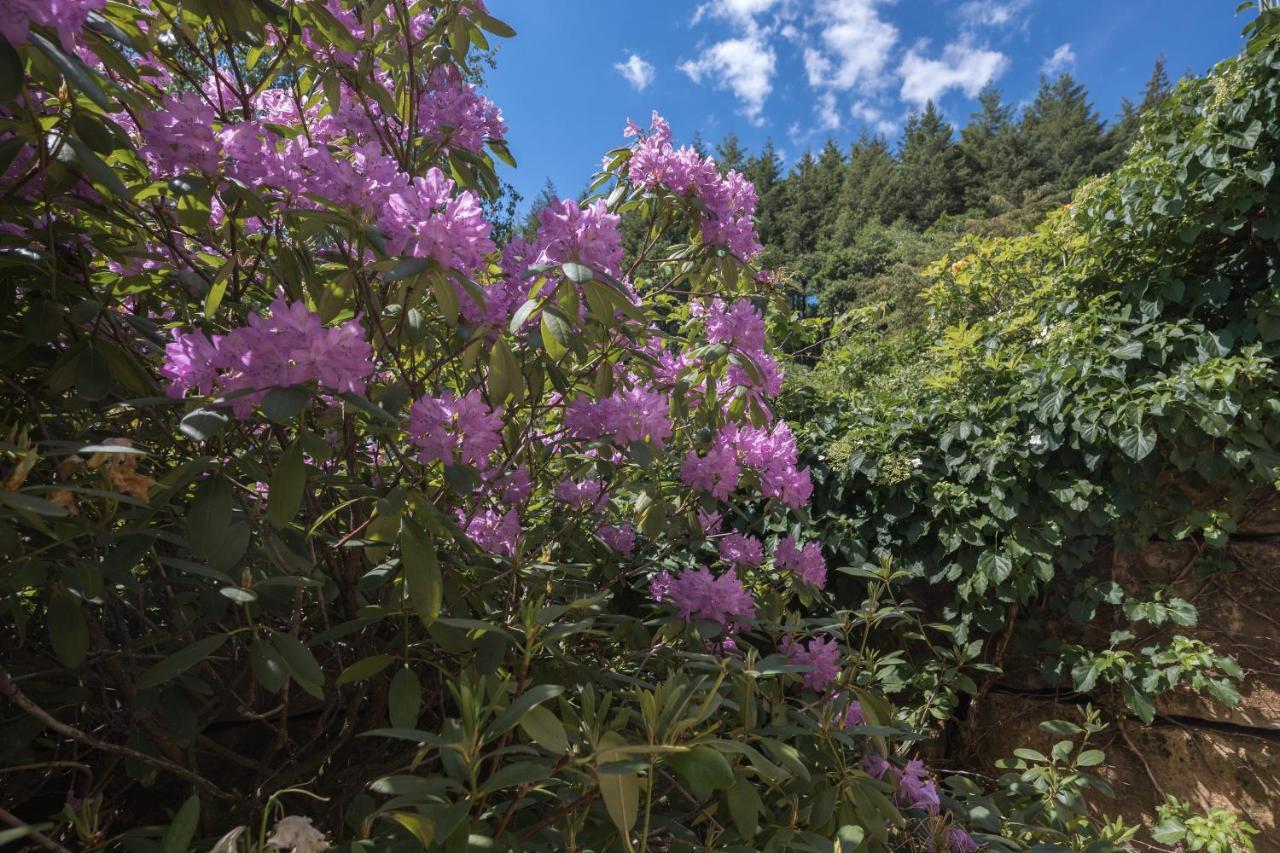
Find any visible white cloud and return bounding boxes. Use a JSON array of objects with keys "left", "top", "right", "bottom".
[
  {"left": 679, "top": 35, "right": 776, "bottom": 124},
  {"left": 817, "top": 92, "right": 841, "bottom": 130},
  {"left": 1041, "top": 42, "right": 1076, "bottom": 76},
  {"left": 957, "top": 0, "right": 1032, "bottom": 28},
  {"left": 898, "top": 39, "right": 1008, "bottom": 105},
  {"left": 852, "top": 100, "right": 898, "bottom": 136},
  {"left": 804, "top": 0, "right": 899, "bottom": 92},
  {"left": 692, "top": 0, "right": 780, "bottom": 28},
  {"left": 614, "top": 53, "right": 656, "bottom": 91}
]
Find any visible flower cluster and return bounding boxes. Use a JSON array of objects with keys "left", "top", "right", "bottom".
[
  {"left": 564, "top": 385, "right": 673, "bottom": 449},
  {"left": 409, "top": 390, "right": 503, "bottom": 468},
  {"left": 417, "top": 66, "right": 507, "bottom": 155},
  {"left": 717, "top": 531, "right": 764, "bottom": 567},
  {"left": 0, "top": 0, "right": 104, "bottom": 50},
  {"left": 681, "top": 422, "right": 812, "bottom": 508},
  {"left": 381, "top": 169, "right": 494, "bottom": 272},
  {"left": 650, "top": 567, "right": 755, "bottom": 628},
  {"left": 161, "top": 298, "right": 374, "bottom": 417},
  {"left": 700, "top": 298, "right": 783, "bottom": 397},
  {"left": 624, "top": 112, "right": 762, "bottom": 260},
  {"left": 780, "top": 635, "right": 842, "bottom": 691},
  {"left": 775, "top": 535, "right": 827, "bottom": 590}
]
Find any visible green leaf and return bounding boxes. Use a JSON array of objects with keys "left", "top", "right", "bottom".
[
  {"left": 66, "top": 137, "right": 130, "bottom": 199},
  {"left": 337, "top": 654, "right": 394, "bottom": 686},
  {"left": 0, "top": 490, "right": 69, "bottom": 517},
  {"left": 47, "top": 591, "right": 89, "bottom": 668},
  {"left": 541, "top": 310, "right": 570, "bottom": 361},
  {"left": 136, "top": 634, "right": 227, "bottom": 690},
  {"left": 179, "top": 408, "right": 230, "bottom": 442},
  {"left": 388, "top": 667, "right": 421, "bottom": 728},
  {"left": 267, "top": 441, "right": 305, "bottom": 528},
  {"left": 474, "top": 13, "right": 516, "bottom": 37},
  {"left": 387, "top": 811, "right": 435, "bottom": 848},
  {"left": 667, "top": 745, "right": 734, "bottom": 791},
  {"left": 561, "top": 262, "right": 593, "bottom": 283},
  {"left": 1075, "top": 749, "right": 1105, "bottom": 767},
  {"left": 161, "top": 794, "right": 200, "bottom": 853},
  {"left": 598, "top": 767, "right": 639, "bottom": 838},
  {"left": 400, "top": 522, "right": 442, "bottom": 625},
  {"left": 1121, "top": 683, "right": 1156, "bottom": 724},
  {"left": 261, "top": 386, "right": 311, "bottom": 423},
  {"left": 0, "top": 35, "right": 22, "bottom": 102},
  {"left": 478, "top": 761, "right": 552, "bottom": 796},
  {"left": 249, "top": 637, "right": 288, "bottom": 693},
  {"left": 30, "top": 33, "right": 111, "bottom": 109},
  {"left": 518, "top": 704, "right": 569, "bottom": 754},
  {"left": 489, "top": 684, "right": 566, "bottom": 738},
  {"left": 726, "top": 776, "right": 761, "bottom": 839},
  {"left": 1150, "top": 818, "right": 1187, "bottom": 844},
  {"left": 488, "top": 337, "right": 520, "bottom": 404},
  {"left": 1013, "top": 748, "right": 1047, "bottom": 763},
  {"left": 385, "top": 256, "right": 428, "bottom": 282},
  {"left": 271, "top": 632, "right": 324, "bottom": 698},
  {"left": 1117, "top": 427, "right": 1156, "bottom": 461},
  {"left": 75, "top": 347, "right": 112, "bottom": 401}
]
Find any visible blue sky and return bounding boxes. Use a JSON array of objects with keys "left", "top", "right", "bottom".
[{"left": 483, "top": 1, "right": 1250, "bottom": 209}]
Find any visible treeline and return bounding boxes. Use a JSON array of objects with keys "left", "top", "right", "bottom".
[{"left": 710, "top": 61, "right": 1173, "bottom": 313}]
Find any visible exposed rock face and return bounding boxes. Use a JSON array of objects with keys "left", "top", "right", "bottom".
[{"left": 963, "top": 489, "right": 1280, "bottom": 849}]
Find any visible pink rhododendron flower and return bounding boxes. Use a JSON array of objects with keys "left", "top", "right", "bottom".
[
  {"left": 623, "top": 112, "right": 762, "bottom": 260},
  {"left": 775, "top": 535, "right": 827, "bottom": 590},
  {"left": 894, "top": 759, "right": 941, "bottom": 814},
  {"left": 564, "top": 385, "right": 672, "bottom": 449},
  {"left": 841, "top": 699, "right": 866, "bottom": 728},
  {"left": 416, "top": 66, "right": 506, "bottom": 155},
  {"left": 599, "top": 523, "right": 636, "bottom": 555},
  {"left": 555, "top": 478, "right": 608, "bottom": 511},
  {"left": 862, "top": 753, "right": 890, "bottom": 780},
  {"left": 460, "top": 507, "right": 519, "bottom": 557},
  {"left": 409, "top": 390, "right": 503, "bottom": 468},
  {"left": 0, "top": 0, "right": 104, "bottom": 49},
  {"left": 781, "top": 635, "right": 842, "bottom": 691},
  {"left": 718, "top": 532, "right": 763, "bottom": 567},
  {"left": 380, "top": 168, "right": 494, "bottom": 274},
  {"left": 160, "top": 299, "right": 374, "bottom": 418},
  {"left": 654, "top": 567, "right": 755, "bottom": 627},
  {"left": 140, "top": 93, "right": 223, "bottom": 175}
]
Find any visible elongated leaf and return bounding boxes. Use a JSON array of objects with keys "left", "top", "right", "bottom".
[
  {"left": 30, "top": 33, "right": 111, "bottom": 109},
  {"left": 337, "top": 654, "right": 394, "bottom": 686},
  {"left": 667, "top": 745, "right": 734, "bottom": 790},
  {"left": 0, "top": 35, "right": 22, "bottom": 103},
  {"left": 489, "top": 684, "right": 565, "bottom": 738},
  {"left": 271, "top": 631, "right": 324, "bottom": 697},
  {"left": 161, "top": 795, "right": 200, "bottom": 853},
  {"left": 250, "top": 637, "right": 288, "bottom": 693},
  {"left": 488, "top": 337, "right": 519, "bottom": 404},
  {"left": 598, "top": 767, "right": 639, "bottom": 838},
  {"left": 179, "top": 408, "right": 230, "bottom": 441},
  {"left": 400, "top": 522, "right": 442, "bottom": 625},
  {"left": 388, "top": 667, "right": 421, "bottom": 728},
  {"left": 267, "top": 441, "right": 305, "bottom": 528},
  {"left": 0, "top": 490, "right": 69, "bottom": 517},
  {"left": 519, "top": 704, "right": 569, "bottom": 754},
  {"left": 48, "top": 591, "right": 89, "bottom": 668},
  {"left": 136, "top": 634, "right": 227, "bottom": 689},
  {"left": 66, "top": 137, "right": 130, "bottom": 199}
]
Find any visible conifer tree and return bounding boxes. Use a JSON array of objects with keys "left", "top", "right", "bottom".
[
  {"left": 891, "top": 101, "right": 968, "bottom": 227},
  {"left": 960, "top": 86, "right": 1025, "bottom": 210},
  {"left": 832, "top": 134, "right": 896, "bottom": 241},
  {"left": 1019, "top": 73, "right": 1107, "bottom": 194},
  {"left": 715, "top": 133, "right": 748, "bottom": 175}
]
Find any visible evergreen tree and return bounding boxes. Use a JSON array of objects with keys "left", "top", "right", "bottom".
[
  {"left": 746, "top": 140, "right": 786, "bottom": 248},
  {"left": 520, "top": 177, "right": 558, "bottom": 240},
  {"left": 1019, "top": 74, "right": 1107, "bottom": 194},
  {"left": 832, "top": 134, "right": 896, "bottom": 242},
  {"left": 891, "top": 101, "right": 968, "bottom": 227},
  {"left": 1105, "top": 56, "right": 1174, "bottom": 166},
  {"left": 715, "top": 133, "right": 748, "bottom": 174},
  {"left": 959, "top": 86, "right": 1025, "bottom": 210}
]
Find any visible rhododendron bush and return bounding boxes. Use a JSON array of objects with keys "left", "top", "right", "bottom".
[{"left": 0, "top": 2, "right": 1001, "bottom": 850}]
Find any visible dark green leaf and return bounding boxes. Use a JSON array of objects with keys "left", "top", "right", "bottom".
[
  {"left": 267, "top": 441, "right": 305, "bottom": 528},
  {"left": 136, "top": 634, "right": 227, "bottom": 690}
]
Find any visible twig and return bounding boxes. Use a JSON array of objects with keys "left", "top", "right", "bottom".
[
  {"left": 517, "top": 788, "right": 600, "bottom": 843},
  {"left": 1116, "top": 720, "right": 1167, "bottom": 802},
  {"left": 0, "top": 665, "right": 235, "bottom": 801},
  {"left": 0, "top": 806, "right": 72, "bottom": 853}
]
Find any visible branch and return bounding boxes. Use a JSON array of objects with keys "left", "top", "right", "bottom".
[{"left": 0, "top": 666, "right": 235, "bottom": 801}]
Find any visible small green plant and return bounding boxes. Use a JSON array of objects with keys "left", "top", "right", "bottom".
[
  {"left": 995, "top": 706, "right": 1139, "bottom": 851},
  {"left": 1152, "top": 795, "right": 1259, "bottom": 852}
]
